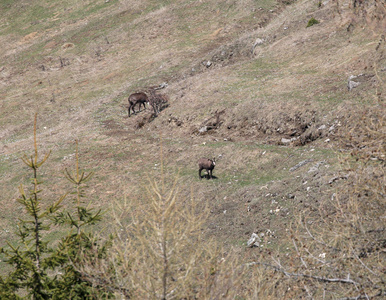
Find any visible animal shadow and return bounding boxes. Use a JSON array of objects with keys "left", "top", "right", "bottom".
[{"left": 201, "top": 174, "right": 218, "bottom": 180}]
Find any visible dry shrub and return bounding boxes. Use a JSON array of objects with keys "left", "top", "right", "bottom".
[
  {"left": 349, "top": 0, "right": 386, "bottom": 32},
  {"left": 344, "top": 105, "right": 385, "bottom": 162},
  {"left": 74, "top": 168, "right": 290, "bottom": 299},
  {"left": 148, "top": 90, "right": 169, "bottom": 116},
  {"left": 75, "top": 169, "right": 249, "bottom": 299},
  {"left": 113, "top": 177, "right": 243, "bottom": 299},
  {"left": 265, "top": 104, "right": 385, "bottom": 298}
]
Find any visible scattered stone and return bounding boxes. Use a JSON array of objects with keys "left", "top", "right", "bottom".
[
  {"left": 168, "top": 116, "right": 183, "bottom": 126},
  {"left": 266, "top": 229, "right": 275, "bottom": 237},
  {"left": 281, "top": 138, "right": 291, "bottom": 144},
  {"left": 252, "top": 38, "right": 265, "bottom": 54},
  {"left": 289, "top": 159, "right": 313, "bottom": 172},
  {"left": 157, "top": 82, "right": 168, "bottom": 89},
  {"left": 205, "top": 61, "right": 212, "bottom": 68},
  {"left": 347, "top": 75, "right": 361, "bottom": 91},
  {"left": 308, "top": 161, "right": 326, "bottom": 173},
  {"left": 287, "top": 193, "right": 295, "bottom": 199},
  {"left": 247, "top": 233, "right": 261, "bottom": 248},
  {"left": 281, "top": 137, "right": 299, "bottom": 144},
  {"left": 199, "top": 126, "right": 208, "bottom": 133},
  {"left": 254, "top": 38, "right": 264, "bottom": 46},
  {"left": 318, "top": 124, "right": 326, "bottom": 130},
  {"left": 348, "top": 80, "right": 360, "bottom": 91}
]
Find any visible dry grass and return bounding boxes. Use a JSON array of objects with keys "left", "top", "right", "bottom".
[{"left": 1, "top": 0, "right": 385, "bottom": 297}]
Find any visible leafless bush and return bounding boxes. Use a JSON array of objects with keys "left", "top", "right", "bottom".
[
  {"left": 75, "top": 169, "right": 249, "bottom": 299},
  {"left": 260, "top": 105, "right": 386, "bottom": 299},
  {"left": 148, "top": 89, "right": 169, "bottom": 116},
  {"left": 345, "top": 105, "right": 385, "bottom": 163}
]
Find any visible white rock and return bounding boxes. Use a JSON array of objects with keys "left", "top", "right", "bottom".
[
  {"left": 199, "top": 126, "right": 208, "bottom": 133},
  {"left": 281, "top": 138, "right": 292, "bottom": 144},
  {"left": 254, "top": 38, "right": 264, "bottom": 46},
  {"left": 247, "top": 233, "right": 261, "bottom": 248},
  {"left": 348, "top": 80, "right": 360, "bottom": 91},
  {"left": 318, "top": 125, "right": 326, "bottom": 130},
  {"left": 281, "top": 137, "right": 298, "bottom": 144},
  {"left": 347, "top": 75, "right": 361, "bottom": 91}
]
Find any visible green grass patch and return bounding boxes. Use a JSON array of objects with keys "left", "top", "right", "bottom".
[
  {"left": 306, "top": 17, "right": 319, "bottom": 28},
  {"left": 253, "top": 0, "right": 278, "bottom": 10},
  {"left": 229, "top": 168, "right": 285, "bottom": 187}
]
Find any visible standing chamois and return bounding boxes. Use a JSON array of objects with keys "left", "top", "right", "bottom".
[
  {"left": 198, "top": 157, "right": 216, "bottom": 180},
  {"left": 128, "top": 92, "right": 149, "bottom": 117}
]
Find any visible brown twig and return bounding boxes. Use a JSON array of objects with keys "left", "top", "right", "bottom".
[
  {"left": 246, "top": 260, "right": 359, "bottom": 285},
  {"left": 79, "top": 271, "right": 131, "bottom": 298}
]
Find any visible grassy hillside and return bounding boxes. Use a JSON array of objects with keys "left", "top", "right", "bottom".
[{"left": 1, "top": 0, "right": 385, "bottom": 297}]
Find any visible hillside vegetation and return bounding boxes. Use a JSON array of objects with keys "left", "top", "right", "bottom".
[{"left": 1, "top": 0, "right": 385, "bottom": 298}]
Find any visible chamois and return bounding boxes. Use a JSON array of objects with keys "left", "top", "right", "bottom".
[
  {"left": 198, "top": 157, "right": 216, "bottom": 180},
  {"left": 128, "top": 92, "right": 149, "bottom": 117}
]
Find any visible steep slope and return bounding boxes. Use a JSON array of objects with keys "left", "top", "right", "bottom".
[{"left": 1, "top": 0, "right": 384, "bottom": 279}]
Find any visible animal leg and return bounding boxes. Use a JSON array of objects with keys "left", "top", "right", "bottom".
[{"left": 199, "top": 168, "right": 202, "bottom": 180}]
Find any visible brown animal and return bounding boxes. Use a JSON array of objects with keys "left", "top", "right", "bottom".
[
  {"left": 128, "top": 92, "right": 149, "bottom": 117},
  {"left": 198, "top": 157, "right": 216, "bottom": 180}
]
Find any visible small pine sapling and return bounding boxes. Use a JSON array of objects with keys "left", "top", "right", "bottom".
[
  {"left": 0, "top": 115, "right": 110, "bottom": 299},
  {"left": 0, "top": 113, "right": 66, "bottom": 299}
]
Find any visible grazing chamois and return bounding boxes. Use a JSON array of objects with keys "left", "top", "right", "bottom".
[
  {"left": 128, "top": 92, "right": 149, "bottom": 117},
  {"left": 198, "top": 157, "right": 216, "bottom": 180}
]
